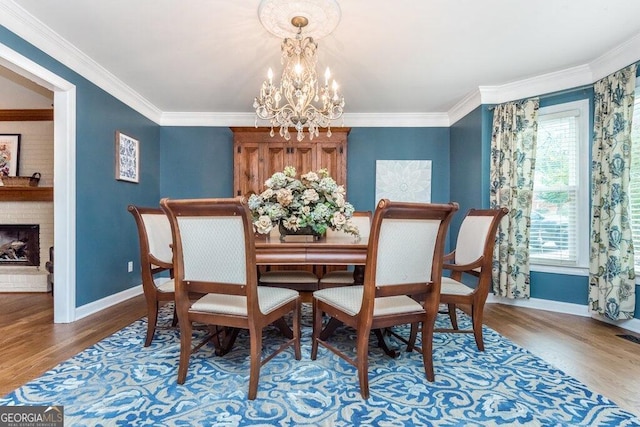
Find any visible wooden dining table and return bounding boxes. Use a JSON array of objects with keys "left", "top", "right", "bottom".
[
  {"left": 254, "top": 231, "right": 368, "bottom": 272},
  {"left": 254, "top": 230, "right": 400, "bottom": 357}
]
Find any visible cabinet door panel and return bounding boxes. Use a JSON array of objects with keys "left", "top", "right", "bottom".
[
  {"left": 264, "top": 143, "right": 288, "bottom": 178},
  {"left": 317, "top": 143, "right": 346, "bottom": 185},
  {"left": 291, "top": 145, "right": 315, "bottom": 174},
  {"left": 234, "top": 142, "right": 261, "bottom": 196}
]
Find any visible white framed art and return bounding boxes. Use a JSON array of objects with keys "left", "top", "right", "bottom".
[
  {"left": 115, "top": 131, "right": 139, "bottom": 183},
  {"left": 375, "top": 160, "right": 432, "bottom": 203}
]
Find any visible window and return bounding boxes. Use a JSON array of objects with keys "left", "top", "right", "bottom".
[
  {"left": 530, "top": 99, "right": 589, "bottom": 268},
  {"left": 630, "top": 77, "right": 640, "bottom": 272}
]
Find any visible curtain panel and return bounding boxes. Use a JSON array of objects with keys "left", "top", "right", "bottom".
[
  {"left": 589, "top": 63, "right": 637, "bottom": 320},
  {"left": 490, "top": 98, "right": 539, "bottom": 299}
]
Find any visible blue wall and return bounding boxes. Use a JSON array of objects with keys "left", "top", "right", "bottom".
[
  {"left": 0, "top": 26, "right": 161, "bottom": 306},
  {"left": 159, "top": 127, "right": 234, "bottom": 199},
  {"left": 346, "top": 128, "right": 451, "bottom": 212}
]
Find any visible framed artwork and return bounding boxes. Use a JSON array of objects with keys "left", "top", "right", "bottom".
[
  {"left": 0, "top": 134, "right": 20, "bottom": 177},
  {"left": 115, "top": 131, "right": 139, "bottom": 183},
  {"left": 375, "top": 160, "right": 432, "bottom": 203}
]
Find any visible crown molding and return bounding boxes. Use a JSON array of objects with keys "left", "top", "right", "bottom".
[
  {"left": 479, "top": 64, "right": 593, "bottom": 105},
  {"left": 447, "top": 90, "right": 483, "bottom": 126},
  {"left": 342, "top": 112, "right": 449, "bottom": 127},
  {"left": 161, "top": 111, "right": 451, "bottom": 128},
  {"left": 160, "top": 112, "right": 257, "bottom": 127},
  {"left": 0, "top": 0, "right": 162, "bottom": 124},
  {"left": 590, "top": 31, "right": 640, "bottom": 82}
]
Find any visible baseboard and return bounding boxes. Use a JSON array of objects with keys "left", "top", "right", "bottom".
[
  {"left": 74, "top": 284, "right": 143, "bottom": 321},
  {"left": 486, "top": 294, "right": 640, "bottom": 334}
]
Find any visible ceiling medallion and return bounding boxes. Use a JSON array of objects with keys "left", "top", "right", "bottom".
[{"left": 254, "top": 0, "right": 345, "bottom": 142}]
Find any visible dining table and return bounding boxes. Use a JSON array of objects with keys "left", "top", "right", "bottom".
[
  {"left": 254, "top": 230, "right": 400, "bottom": 358},
  {"left": 254, "top": 231, "right": 368, "bottom": 284}
]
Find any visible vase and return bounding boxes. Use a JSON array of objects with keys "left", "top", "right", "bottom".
[{"left": 278, "top": 222, "right": 324, "bottom": 242}]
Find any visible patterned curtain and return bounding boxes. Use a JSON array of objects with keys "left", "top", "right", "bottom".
[
  {"left": 589, "top": 64, "right": 637, "bottom": 320},
  {"left": 490, "top": 98, "right": 539, "bottom": 298}
]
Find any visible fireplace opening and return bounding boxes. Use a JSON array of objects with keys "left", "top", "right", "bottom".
[{"left": 0, "top": 224, "right": 40, "bottom": 266}]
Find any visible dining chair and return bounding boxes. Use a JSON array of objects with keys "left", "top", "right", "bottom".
[
  {"left": 160, "top": 197, "right": 301, "bottom": 400},
  {"left": 318, "top": 211, "right": 372, "bottom": 289},
  {"left": 128, "top": 205, "right": 176, "bottom": 347},
  {"left": 435, "top": 207, "right": 508, "bottom": 351},
  {"left": 311, "top": 199, "right": 458, "bottom": 399}
]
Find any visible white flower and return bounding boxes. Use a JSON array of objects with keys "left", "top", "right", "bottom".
[
  {"left": 331, "top": 212, "right": 347, "bottom": 227},
  {"left": 276, "top": 188, "right": 294, "bottom": 206},
  {"left": 302, "top": 189, "right": 320, "bottom": 204},
  {"left": 301, "top": 171, "right": 319, "bottom": 182},
  {"left": 254, "top": 215, "right": 273, "bottom": 234},
  {"left": 260, "top": 188, "right": 274, "bottom": 199}
]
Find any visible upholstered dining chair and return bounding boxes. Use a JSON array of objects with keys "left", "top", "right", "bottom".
[
  {"left": 128, "top": 205, "right": 176, "bottom": 347},
  {"left": 160, "top": 197, "right": 301, "bottom": 400},
  {"left": 311, "top": 199, "right": 458, "bottom": 399},
  {"left": 318, "top": 211, "right": 372, "bottom": 289},
  {"left": 435, "top": 207, "right": 508, "bottom": 351}
]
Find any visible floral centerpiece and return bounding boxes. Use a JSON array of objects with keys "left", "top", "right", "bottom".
[{"left": 248, "top": 166, "right": 360, "bottom": 239}]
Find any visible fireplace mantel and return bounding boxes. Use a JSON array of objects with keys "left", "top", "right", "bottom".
[{"left": 0, "top": 187, "right": 53, "bottom": 202}]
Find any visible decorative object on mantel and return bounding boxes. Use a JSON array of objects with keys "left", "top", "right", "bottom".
[
  {"left": 115, "top": 131, "right": 139, "bottom": 183},
  {"left": 0, "top": 134, "right": 20, "bottom": 177},
  {"left": 248, "top": 166, "right": 359, "bottom": 241},
  {"left": 254, "top": 0, "right": 345, "bottom": 142},
  {"left": 0, "top": 172, "right": 40, "bottom": 187}
]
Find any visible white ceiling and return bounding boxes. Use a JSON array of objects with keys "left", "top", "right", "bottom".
[{"left": 3, "top": 0, "right": 640, "bottom": 126}]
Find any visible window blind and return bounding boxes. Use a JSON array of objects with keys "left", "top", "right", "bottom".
[{"left": 530, "top": 112, "right": 579, "bottom": 264}]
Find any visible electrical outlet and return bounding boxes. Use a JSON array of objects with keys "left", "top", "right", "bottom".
[{"left": 127, "top": 261, "right": 133, "bottom": 272}]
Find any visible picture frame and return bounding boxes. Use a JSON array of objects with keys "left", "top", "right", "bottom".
[
  {"left": 0, "top": 134, "right": 20, "bottom": 177},
  {"left": 115, "top": 131, "right": 139, "bottom": 183}
]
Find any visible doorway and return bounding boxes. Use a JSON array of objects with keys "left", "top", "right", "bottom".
[{"left": 0, "top": 41, "right": 76, "bottom": 323}]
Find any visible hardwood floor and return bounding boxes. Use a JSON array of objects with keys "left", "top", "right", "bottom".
[{"left": 0, "top": 293, "right": 639, "bottom": 418}]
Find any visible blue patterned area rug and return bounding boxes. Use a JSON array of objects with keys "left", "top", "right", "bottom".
[{"left": 2, "top": 304, "right": 639, "bottom": 426}]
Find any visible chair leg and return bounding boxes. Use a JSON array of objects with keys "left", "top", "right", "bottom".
[
  {"left": 421, "top": 312, "right": 437, "bottom": 382},
  {"left": 447, "top": 303, "right": 458, "bottom": 330},
  {"left": 171, "top": 303, "right": 178, "bottom": 327},
  {"left": 407, "top": 322, "right": 419, "bottom": 352},
  {"left": 293, "top": 299, "right": 302, "bottom": 360},
  {"left": 248, "top": 328, "right": 263, "bottom": 400},
  {"left": 177, "top": 320, "right": 193, "bottom": 384},
  {"left": 471, "top": 303, "right": 485, "bottom": 352},
  {"left": 311, "top": 299, "right": 322, "bottom": 360},
  {"left": 356, "top": 326, "right": 371, "bottom": 399},
  {"left": 145, "top": 301, "right": 159, "bottom": 347}
]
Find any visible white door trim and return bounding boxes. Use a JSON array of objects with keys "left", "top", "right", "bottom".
[{"left": 0, "top": 42, "right": 76, "bottom": 323}]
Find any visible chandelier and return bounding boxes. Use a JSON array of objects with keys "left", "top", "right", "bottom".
[{"left": 254, "top": 16, "right": 345, "bottom": 142}]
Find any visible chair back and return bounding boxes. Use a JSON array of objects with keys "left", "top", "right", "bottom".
[
  {"left": 363, "top": 199, "right": 458, "bottom": 312},
  {"left": 128, "top": 206, "right": 173, "bottom": 269},
  {"left": 160, "top": 198, "right": 259, "bottom": 308},
  {"left": 454, "top": 208, "right": 509, "bottom": 276}
]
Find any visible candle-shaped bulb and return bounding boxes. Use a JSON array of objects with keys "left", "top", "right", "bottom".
[
  {"left": 267, "top": 68, "right": 273, "bottom": 84},
  {"left": 325, "top": 67, "right": 331, "bottom": 85},
  {"left": 294, "top": 62, "right": 302, "bottom": 76}
]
